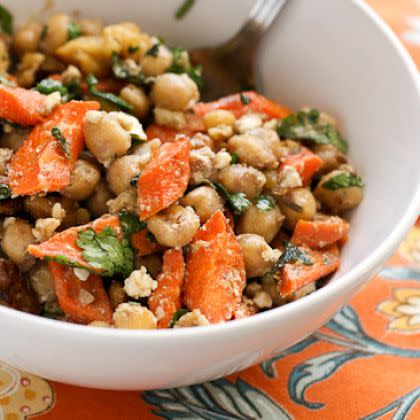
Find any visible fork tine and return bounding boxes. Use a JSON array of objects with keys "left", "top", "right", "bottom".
[{"left": 251, "top": 0, "right": 287, "bottom": 31}]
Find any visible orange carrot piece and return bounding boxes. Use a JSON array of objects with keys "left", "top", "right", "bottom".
[
  {"left": 148, "top": 249, "right": 185, "bottom": 328},
  {"left": 184, "top": 210, "right": 246, "bottom": 324},
  {"left": 9, "top": 100, "right": 100, "bottom": 196},
  {"left": 28, "top": 215, "right": 122, "bottom": 272},
  {"left": 48, "top": 261, "right": 112, "bottom": 324},
  {"left": 279, "top": 246, "right": 340, "bottom": 296},
  {"left": 0, "top": 84, "right": 48, "bottom": 125},
  {"left": 146, "top": 124, "right": 195, "bottom": 144},
  {"left": 138, "top": 136, "right": 190, "bottom": 219},
  {"left": 279, "top": 146, "right": 323, "bottom": 186},
  {"left": 131, "top": 228, "right": 163, "bottom": 256},
  {"left": 291, "top": 217, "right": 349, "bottom": 249},
  {"left": 194, "top": 91, "right": 291, "bottom": 119}
]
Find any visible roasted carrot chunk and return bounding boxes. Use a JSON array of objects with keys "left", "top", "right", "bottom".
[
  {"left": 291, "top": 216, "right": 349, "bottom": 249},
  {"left": 138, "top": 136, "right": 190, "bottom": 219},
  {"left": 184, "top": 210, "right": 246, "bottom": 323},
  {"left": 194, "top": 91, "right": 291, "bottom": 119},
  {"left": 0, "top": 84, "right": 48, "bottom": 125},
  {"left": 9, "top": 100, "right": 100, "bottom": 196},
  {"left": 146, "top": 124, "right": 195, "bottom": 144},
  {"left": 279, "top": 146, "right": 323, "bottom": 186},
  {"left": 48, "top": 261, "right": 112, "bottom": 324},
  {"left": 148, "top": 249, "right": 185, "bottom": 328},
  {"left": 279, "top": 246, "right": 340, "bottom": 296},
  {"left": 131, "top": 228, "right": 163, "bottom": 257},
  {"left": 28, "top": 215, "right": 122, "bottom": 273}
]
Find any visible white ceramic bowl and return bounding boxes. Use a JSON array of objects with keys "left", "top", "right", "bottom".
[{"left": 0, "top": 0, "right": 419, "bottom": 391}]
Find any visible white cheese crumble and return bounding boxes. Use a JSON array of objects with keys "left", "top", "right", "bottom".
[
  {"left": 123, "top": 266, "right": 157, "bottom": 299},
  {"left": 174, "top": 309, "right": 210, "bottom": 328},
  {"left": 278, "top": 165, "right": 303, "bottom": 189}
]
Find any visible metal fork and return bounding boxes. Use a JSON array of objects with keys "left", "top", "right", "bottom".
[{"left": 190, "top": 0, "right": 288, "bottom": 101}]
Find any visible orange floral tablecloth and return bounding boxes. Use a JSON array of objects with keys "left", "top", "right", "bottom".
[{"left": 1, "top": 1, "right": 420, "bottom": 419}]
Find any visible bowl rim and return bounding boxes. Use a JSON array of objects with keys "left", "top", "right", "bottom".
[{"left": 1, "top": 0, "right": 420, "bottom": 341}]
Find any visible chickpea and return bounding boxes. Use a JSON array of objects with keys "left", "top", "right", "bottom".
[
  {"left": 113, "top": 302, "right": 157, "bottom": 329},
  {"left": 106, "top": 155, "right": 143, "bottom": 195},
  {"left": 313, "top": 144, "right": 347, "bottom": 174},
  {"left": 29, "top": 263, "right": 56, "bottom": 304},
  {"left": 237, "top": 204, "right": 284, "bottom": 243},
  {"left": 135, "top": 254, "right": 162, "bottom": 278},
  {"left": 218, "top": 164, "right": 266, "bottom": 199},
  {"left": 86, "top": 181, "right": 114, "bottom": 217},
  {"left": 263, "top": 169, "right": 279, "bottom": 192},
  {"left": 107, "top": 187, "right": 139, "bottom": 215},
  {"left": 77, "top": 18, "right": 103, "bottom": 36},
  {"left": 13, "top": 22, "right": 43, "bottom": 56},
  {"left": 108, "top": 280, "right": 127, "bottom": 309},
  {"left": 61, "top": 159, "right": 101, "bottom": 201},
  {"left": 189, "top": 133, "right": 214, "bottom": 150},
  {"left": 140, "top": 44, "right": 173, "bottom": 76},
  {"left": 16, "top": 52, "right": 45, "bottom": 87},
  {"left": 131, "top": 138, "right": 161, "bottom": 167},
  {"left": 151, "top": 73, "right": 199, "bottom": 111},
  {"left": 147, "top": 204, "right": 200, "bottom": 248},
  {"left": 189, "top": 146, "right": 215, "bottom": 185},
  {"left": 0, "top": 127, "right": 29, "bottom": 152},
  {"left": 120, "top": 84, "right": 150, "bottom": 120},
  {"left": 237, "top": 234, "right": 280, "bottom": 278},
  {"left": 279, "top": 187, "right": 317, "bottom": 230},
  {"left": 153, "top": 107, "right": 186, "bottom": 130},
  {"left": 228, "top": 128, "right": 282, "bottom": 170},
  {"left": 41, "top": 14, "right": 71, "bottom": 54},
  {"left": 0, "top": 40, "right": 9, "bottom": 74},
  {"left": 0, "top": 148, "right": 12, "bottom": 175},
  {"left": 1, "top": 218, "right": 35, "bottom": 271},
  {"left": 84, "top": 111, "right": 145, "bottom": 167},
  {"left": 314, "top": 169, "right": 363, "bottom": 212},
  {"left": 180, "top": 186, "right": 224, "bottom": 223},
  {"left": 203, "top": 110, "right": 236, "bottom": 130}
]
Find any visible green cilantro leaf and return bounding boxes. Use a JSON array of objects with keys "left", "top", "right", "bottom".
[
  {"left": 166, "top": 47, "right": 202, "bottom": 89},
  {"left": 254, "top": 195, "right": 276, "bottom": 211},
  {"left": 240, "top": 93, "right": 251, "bottom": 105},
  {"left": 277, "top": 108, "right": 348, "bottom": 153},
  {"left": 68, "top": 21, "right": 81, "bottom": 40},
  {"left": 214, "top": 182, "right": 250, "bottom": 215},
  {"left": 130, "top": 173, "right": 141, "bottom": 187},
  {"left": 175, "top": 0, "right": 195, "bottom": 19},
  {"left": 169, "top": 308, "right": 189, "bottom": 327},
  {"left": 0, "top": 183, "right": 10, "bottom": 200},
  {"left": 0, "top": 5, "right": 13, "bottom": 35},
  {"left": 128, "top": 45, "right": 139, "bottom": 54},
  {"left": 322, "top": 172, "right": 363, "bottom": 190},
  {"left": 111, "top": 52, "right": 148, "bottom": 87},
  {"left": 230, "top": 152, "right": 239, "bottom": 164},
  {"left": 145, "top": 43, "right": 160, "bottom": 57},
  {"left": 86, "top": 73, "right": 133, "bottom": 111},
  {"left": 34, "top": 78, "right": 82, "bottom": 102},
  {"left": 76, "top": 227, "right": 134, "bottom": 277},
  {"left": 271, "top": 242, "right": 313, "bottom": 274},
  {"left": 41, "top": 24, "right": 48, "bottom": 40},
  {"left": 51, "top": 127, "right": 71, "bottom": 160},
  {"left": 119, "top": 211, "right": 146, "bottom": 237}
]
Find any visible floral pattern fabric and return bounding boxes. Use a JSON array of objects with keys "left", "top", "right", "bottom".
[{"left": 1, "top": 1, "right": 420, "bottom": 419}]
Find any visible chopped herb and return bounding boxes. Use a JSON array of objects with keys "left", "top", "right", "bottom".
[
  {"left": 169, "top": 308, "right": 189, "bottom": 327},
  {"left": 230, "top": 152, "right": 239, "bottom": 164},
  {"left": 44, "top": 254, "right": 84, "bottom": 268},
  {"left": 167, "top": 47, "right": 202, "bottom": 89},
  {"left": 131, "top": 132, "right": 146, "bottom": 144},
  {"left": 130, "top": 173, "right": 140, "bottom": 187},
  {"left": 41, "top": 24, "right": 48, "bottom": 40},
  {"left": 254, "top": 195, "right": 275, "bottom": 211},
  {"left": 34, "top": 78, "right": 82, "bottom": 102},
  {"left": 281, "top": 197, "right": 303, "bottom": 213},
  {"left": 145, "top": 43, "right": 160, "bottom": 57},
  {"left": 322, "top": 172, "right": 363, "bottom": 190},
  {"left": 76, "top": 227, "right": 134, "bottom": 277},
  {"left": 0, "top": 75, "right": 15, "bottom": 87},
  {"left": 0, "top": 183, "right": 10, "bottom": 200},
  {"left": 214, "top": 182, "right": 250, "bottom": 215},
  {"left": 277, "top": 109, "right": 348, "bottom": 153},
  {"left": 111, "top": 52, "right": 148, "bottom": 87},
  {"left": 240, "top": 93, "right": 251, "bottom": 105},
  {"left": 128, "top": 45, "right": 140, "bottom": 54},
  {"left": 119, "top": 211, "right": 146, "bottom": 237},
  {"left": 51, "top": 127, "right": 71, "bottom": 160},
  {"left": 67, "top": 21, "right": 81, "bottom": 40},
  {"left": 0, "top": 5, "right": 13, "bottom": 34},
  {"left": 271, "top": 242, "right": 313, "bottom": 274},
  {"left": 86, "top": 73, "right": 133, "bottom": 112},
  {"left": 175, "top": 0, "right": 195, "bottom": 19},
  {"left": 146, "top": 231, "right": 157, "bottom": 243}
]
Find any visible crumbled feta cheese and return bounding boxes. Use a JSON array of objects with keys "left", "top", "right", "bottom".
[
  {"left": 234, "top": 113, "right": 263, "bottom": 133},
  {"left": 174, "top": 309, "right": 210, "bottom": 328},
  {"left": 73, "top": 267, "right": 90, "bottom": 281},
  {"left": 261, "top": 247, "right": 281, "bottom": 263},
  {"left": 78, "top": 289, "right": 95, "bottom": 305},
  {"left": 212, "top": 149, "right": 231, "bottom": 170},
  {"left": 253, "top": 290, "right": 273, "bottom": 309},
  {"left": 51, "top": 202, "right": 66, "bottom": 221},
  {"left": 32, "top": 218, "right": 60, "bottom": 242},
  {"left": 124, "top": 266, "right": 157, "bottom": 299},
  {"left": 62, "top": 65, "right": 82, "bottom": 84},
  {"left": 113, "top": 302, "right": 157, "bottom": 329},
  {"left": 279, "top": 165, "right": 303, "bottom": 189},
  {"left": 41, "top": 91, "right": 62, "bottom": 116}
]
